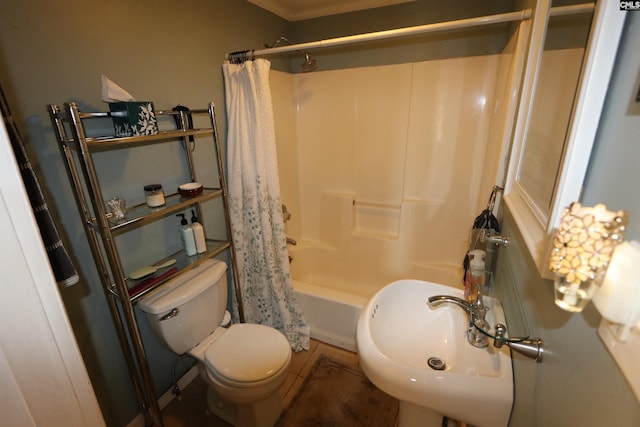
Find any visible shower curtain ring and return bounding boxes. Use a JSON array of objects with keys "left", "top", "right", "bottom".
[{"left": 228, "top": 50, "right": 252, "bottom": 64}]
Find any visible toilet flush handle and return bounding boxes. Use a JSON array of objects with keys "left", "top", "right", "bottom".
[{"left": 160, "top": 308, "right": 180, "bottom": 321}]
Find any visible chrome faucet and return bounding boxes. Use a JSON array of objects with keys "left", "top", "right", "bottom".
[
  {"left": 428, "top": 295, "right": 489, "bottom": 348},
  {"left": 428, "top": 296, "right": 545, "bottom": 361}
]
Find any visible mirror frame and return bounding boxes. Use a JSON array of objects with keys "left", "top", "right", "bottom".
[{"left": 504, "top": 0, "right": 626, "bottom": 277}]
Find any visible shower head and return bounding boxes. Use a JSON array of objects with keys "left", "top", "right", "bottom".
[
  {"left": 266, "top": 36, "right": 317, "bottom": 73},
  {"left": 301, "top": 53, "right": 317, "bottom": 73}
]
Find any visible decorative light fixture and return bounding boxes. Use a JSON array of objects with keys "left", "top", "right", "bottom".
[
  {"left": 548, "top": 202, "right": 627, "bottom": 312},
  {"left": 549, "top": 203, "right": 640, "bottom": 402}
]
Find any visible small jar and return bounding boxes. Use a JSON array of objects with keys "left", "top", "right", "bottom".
[{"left": 144, "top": 184, "right": 165, "bottom": 207}]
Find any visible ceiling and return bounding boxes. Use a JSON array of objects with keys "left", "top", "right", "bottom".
[{"left": 247, "top": 0, "right": 416, "bottom": 21}]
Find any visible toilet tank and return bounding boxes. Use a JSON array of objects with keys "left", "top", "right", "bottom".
[{"left": 137, "top": 259, "right": 228, "bottom": 355}]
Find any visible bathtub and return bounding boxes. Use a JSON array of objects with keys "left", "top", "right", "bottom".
[
  {"left": 289, "top": 244, "right": 462, "bottom": 352},
  {"left": 293, "top": 280, "right": 366, "bottom": 352}
]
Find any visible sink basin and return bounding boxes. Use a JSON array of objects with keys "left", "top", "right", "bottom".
[{"left": 356, "top": 279, "right": 513, "bottom": 427}]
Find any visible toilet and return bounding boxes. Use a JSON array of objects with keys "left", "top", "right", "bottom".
[{"left": 137, "top": 259, "right": 292, "bottom": 427}]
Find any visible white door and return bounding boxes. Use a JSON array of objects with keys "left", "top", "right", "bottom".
[{"left": 0, "top": 119, "right": 105, "bottom": 426}]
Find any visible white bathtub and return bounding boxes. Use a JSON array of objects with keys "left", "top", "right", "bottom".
[
  {"left": 289, "top": 244, "right": 462, "bottom": 352},
  {"left": 293, "top": 281, "right": 366, "bottom": 352}
]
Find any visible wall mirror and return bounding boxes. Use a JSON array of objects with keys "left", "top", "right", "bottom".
[{"left": 504, "top": 0, "right": 625, "bottom": 277}]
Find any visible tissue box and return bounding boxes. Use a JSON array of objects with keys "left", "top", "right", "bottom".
[{"left": 109, "top": 102, "right": 158, "bottom": 137}]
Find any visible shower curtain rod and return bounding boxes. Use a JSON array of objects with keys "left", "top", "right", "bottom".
[
  {"left": 226, "top": 10, "right": 529, "bottom": 60},
  {"left": 225, "top": 3, "right": 593, "bottom": 61}
]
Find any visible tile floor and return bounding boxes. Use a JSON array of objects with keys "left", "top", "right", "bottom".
[{"left": 161, "top": 339, "right": 369, "bottom": 427}]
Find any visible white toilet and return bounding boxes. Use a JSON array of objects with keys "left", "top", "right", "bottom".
[{"left": 137, "top": 259, "right": 292, "bottom": 427}]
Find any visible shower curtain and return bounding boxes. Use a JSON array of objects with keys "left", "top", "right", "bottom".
[{"left": 223, "top": 59, "right": 310, "bottom": 352}]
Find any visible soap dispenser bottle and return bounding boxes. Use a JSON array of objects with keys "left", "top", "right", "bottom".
[
  {"left": 176, "top": 214, "right": 197, "bottom": 256},
  {"left": 190, "top": 209, "right": 206, "bottom": 254},
  {"left": 465, "top": 249, "right": 486, "bottom": 304}
]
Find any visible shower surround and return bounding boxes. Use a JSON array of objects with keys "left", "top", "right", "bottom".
[
  {"left": 272, "top": 53, "right": 512, "bottom": 291},
  {"left": 269, "top": 33, "right": 584, "bottom": 349}
]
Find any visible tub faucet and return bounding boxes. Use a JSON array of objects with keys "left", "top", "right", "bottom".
[
  {"left": 427, "top": 295, "right": 489, "bottom": 348},
  {"left": 286, "top": 237, "right": 297, "bottom": 246},
  {"left": 282, "top": 204, "right": 292, "bottom": 223}
]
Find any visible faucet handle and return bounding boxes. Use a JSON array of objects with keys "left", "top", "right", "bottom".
[
  {"left": 493, "top": 323, "right": 544, "bottom": 362},
  {"left": 493, "top": 323, "right": 507, "bottom": 348},
  {"left": 282, "top": 204, "right": 292, "bottom": 222}
]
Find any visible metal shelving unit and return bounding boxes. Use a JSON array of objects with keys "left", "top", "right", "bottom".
[{"left": 47, "top": 102, "right": 240, "bottom": 426}]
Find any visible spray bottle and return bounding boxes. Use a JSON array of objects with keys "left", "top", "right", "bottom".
[{"left": 190, "top": 209, "right": 206, "bottom": 254}]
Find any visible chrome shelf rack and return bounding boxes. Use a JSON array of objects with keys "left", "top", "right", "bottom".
[{"left": 48, "top": 102, "right": 240, "bottom": 427}]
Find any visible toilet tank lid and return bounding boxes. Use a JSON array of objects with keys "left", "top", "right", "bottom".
[{"left": 137, "top": 259, "right": 227, "bottom": 315}]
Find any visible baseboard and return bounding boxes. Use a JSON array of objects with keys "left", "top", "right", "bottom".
[{"left": 125, "top": 366, "right": 199, "bottom": 427}]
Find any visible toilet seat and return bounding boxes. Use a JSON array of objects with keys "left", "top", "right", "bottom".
[{"left": 204, "top": 323, "right": 291, "bottom": 387}]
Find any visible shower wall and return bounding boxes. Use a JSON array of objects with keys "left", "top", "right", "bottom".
[{"left": 272, "top": 52, "right": 513, "bottom": 298}]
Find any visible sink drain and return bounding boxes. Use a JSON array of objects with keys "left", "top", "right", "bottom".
[{"left": 427, "top": 357, "right": 446, "bottom": 371}]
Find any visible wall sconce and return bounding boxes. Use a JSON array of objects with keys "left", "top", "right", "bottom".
[
  {"left": 595, "top": 241, "right": 640, "bottom": 402},
  {"left": 549, "top": 203, "right": 640, "bottom": 402},
  {"left": 548, "top": 203, "right": 628, "bottom": 313},
  {"left": 593, "top": 240, "right": 640, "bottom": 340}
]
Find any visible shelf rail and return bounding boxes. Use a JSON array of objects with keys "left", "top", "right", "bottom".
[{"left": 48, "top": 103, "right": 158, "bottom": 426}]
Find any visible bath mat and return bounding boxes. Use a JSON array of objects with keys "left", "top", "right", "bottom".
[{"left": 277, "top": 355, "right": 399, "bottom": 426}]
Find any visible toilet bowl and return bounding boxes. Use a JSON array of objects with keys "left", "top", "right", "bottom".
[
  {"left": 137, "top": 259, "right": 292, "bottom": 427},
  {"left": 190, "top": 323, "right": 291, "bottom": 427}
]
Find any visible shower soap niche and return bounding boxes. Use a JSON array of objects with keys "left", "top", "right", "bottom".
[{"left": 352, "top": 200, "right": 400, "bottom": 239}]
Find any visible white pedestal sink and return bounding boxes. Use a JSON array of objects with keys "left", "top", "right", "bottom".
[{"left": 356, "top": 279, "right": 513, "bottom": 427}]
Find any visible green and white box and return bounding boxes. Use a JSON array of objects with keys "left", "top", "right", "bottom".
[{"left": 109, "top": 102, "right": 158, "bottom": 137}]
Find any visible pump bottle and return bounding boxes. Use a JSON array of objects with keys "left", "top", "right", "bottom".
[
  {"left": 190, "top": 209, "right": 206, "bottom": 254},
  {"left": 176, "top": 214, "right": 197, "bottom": 256},
  {"left": 465, "top": 249, "right": 486, "bottom": 304}
]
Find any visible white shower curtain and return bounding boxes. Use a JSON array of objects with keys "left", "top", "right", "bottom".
[{"left": 222, "top": 59, "right": 310, "bottom": 352}]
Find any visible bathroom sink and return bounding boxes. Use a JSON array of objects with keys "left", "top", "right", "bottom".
[{"left": 356, "top": 279, "right": 513, "bottom": 427}]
